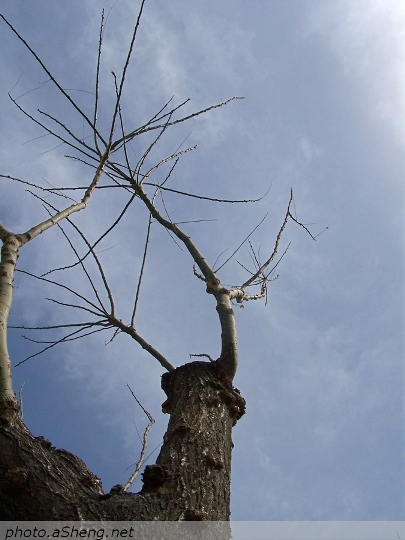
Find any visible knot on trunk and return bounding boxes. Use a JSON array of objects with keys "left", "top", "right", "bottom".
[{"left": 141, "top": 464, "right": 169, "bottom": 491}]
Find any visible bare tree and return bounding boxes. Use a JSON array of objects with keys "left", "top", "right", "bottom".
[{"left": 0, "top": 3, "right": 315, "bottom": 521}]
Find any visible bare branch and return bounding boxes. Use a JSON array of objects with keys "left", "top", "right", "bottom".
[
  {"left": 17, "top": 201, "right": 86, "bottom": 246},
  {"left": 108, "top": 0, "right": 147, "bottom": 147},
  {"left": 0, "top": 14, "right": 107, "bottom": 145},
  {"left": 106, "top": 316, "right": 175, "bottom": 372},
  {"left": 238, "top": 190, "right": 315, "bottom": 296},
  {"left": 288, "top": 211, "right": 317, "bottom": 241},
  {"left": 53, "top": 220, "right": 110, "bottom": 314},
  {"left": 27, "top": 193, "right": 108, "bottom": 313},
  {"left": 111, "top": 97, "right": 245, "bottom": 150},
  {"left": 115, "top": 80, "right": 134, "bottom": 182},
  {"left": 141, "top": 145, "right": 199, "bottom": 186},
  {"left": 93, "top": 9, "right": 105, "bottom": 156},
  {"left": 16, "top": 269, "right": 106, "bottom": 316},
  {"left": 10, "top": 322, "right": 110, "bottom": 331},
  {"left": 193, "top": 265, "right": 206, "bottom": 282},
  {"left": 41, "top": 191, "right": 136, "bottom": 279},
  {"left": 189, "top": 353, "right": 215, "bottom": 362},
  {"left": 123, "top": 384, "right": 155, "bottom": 491},
  {"left": 22, "top": 181, "right": 269, "bottom": 204},
  {"left": 264, "top": 243, "right": 291, "bottom": 279},
  {"left": 132, "top": 183, "right": 217, "bottom": 283},
  {"left": 214, "top": 214, "right": 268, "bottom": 273},
  {"left": 314, "top": 226, "right": 329, "bottom": 238},
  {"left": 20, "top": 324, "right": 105, "bottom": 344},
  {"left": 8, "top": 94, "right": 99, "bottom": 164},
  {"left": 23, "top": 190, "right": 116, "bottom": 317},
  {"left": 241, "top": 192, "right": 292, "bottom": 290},
  {"left": 130, "top": 115, "right": 175, "bottom": 184},
  {"left": 81, "top": 146, "right": 111, "bottom": 205},
  {"left": 131, "top": 209, "right": 153, "bottom": 327},
  {"left": 144, "top": 183, "right": 265, "bottom": 204},
  {"left": 238, "top": 291, "right": 266, "bottom": 302},
  {"left": 56, "top": 216, "right": 116, "bottom": 317},
  {"left": 37, "top": 108, "right": 97, "bottom": 156},
  {"left": 15, "top": 324, "right": 112, "bottom": 366}
]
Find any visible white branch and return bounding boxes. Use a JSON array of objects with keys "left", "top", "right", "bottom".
[{"left": 0, "top": 228, "right": 20, "bottom": 416}]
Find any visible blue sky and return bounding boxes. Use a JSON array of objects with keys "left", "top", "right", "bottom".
[{"left": 0, "top": 0, "right": 404, "bottom": 520}]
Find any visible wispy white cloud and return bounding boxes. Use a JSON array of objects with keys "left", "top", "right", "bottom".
[{"left": 303, "top": 0, "right": 405, "bottom": 147}]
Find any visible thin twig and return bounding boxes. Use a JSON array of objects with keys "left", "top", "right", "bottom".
[
  {"left": 108, "top": 0, "right": 147, "bottom": 147},
  {"left": 33, "top": 197, "right": 108, "bottom": 313},
  {"left": 124, "top": 384, "right": 155, "bottom": 491},
  {"left": 131, "top": 206, "right": 154, "bottom": 327},
  {"left": 189, "top": 353, "right": 215, "bottom": 362},
  {"left": 93, "top": 9, "right": 105, "bottom": 156},
  {"left": 112, "top": 97, "right": 244, "bottom": 150},
  {"left": 0, "top": 14, "right": 106, "bottom": 145},
  {"left": 16, "top": 269, "right": 106, "bottom": 316},
  {"left": 214, "top": 214, "right": 268, "bottom": 273},
  {"left": 21, "top": 180, "right": 268, "bottom": 204},
  {"left": 15, "top": 324, "right": 111, "bottom": 366}
]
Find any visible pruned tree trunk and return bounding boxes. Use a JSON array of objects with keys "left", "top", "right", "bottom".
[{"left": 0, "top": 359, "right": 245, "bottom": 521}]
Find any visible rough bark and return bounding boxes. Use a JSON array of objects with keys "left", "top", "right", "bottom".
[{"left": 0, "top": 359, "right": 245, "bottom": 521}]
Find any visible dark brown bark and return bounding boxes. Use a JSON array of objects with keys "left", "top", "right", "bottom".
[{"left": 0, "top": 360, "right": 245, "bottom": 521}]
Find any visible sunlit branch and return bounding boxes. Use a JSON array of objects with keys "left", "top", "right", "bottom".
[
  {"left": 106, "top": 315, "right": 175, "bottom": 372},
  {"left": 81, "top": 146, "right": 111, "bottom": 204},
  {"left": 130, "top": 183, "right": 217, "bottom": 283}
]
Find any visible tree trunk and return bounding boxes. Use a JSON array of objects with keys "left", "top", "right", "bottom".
[{"left": 0, "top": 360, "right": 245, "bottom": 521}]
